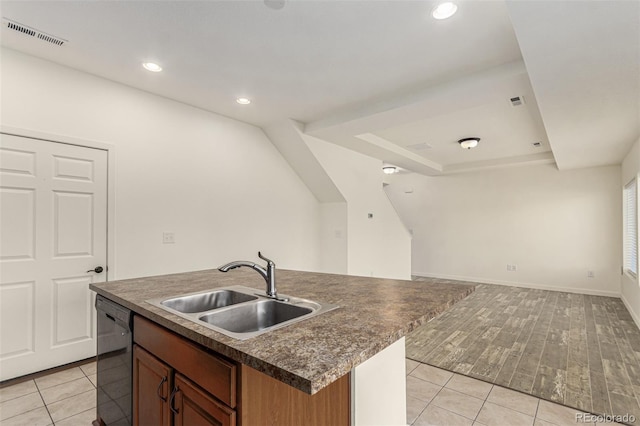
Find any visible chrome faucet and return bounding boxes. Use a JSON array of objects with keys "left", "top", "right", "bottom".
[{"left": 218, "top": 252, "right": 286, "bottom": 301}]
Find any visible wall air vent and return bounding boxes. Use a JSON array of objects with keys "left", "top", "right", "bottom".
[
  {"left": 3, "top": 18, "right": 67, "bottom": 46},
  {"left": 510, "top": 96, "right": 525, "bottom": 107}
]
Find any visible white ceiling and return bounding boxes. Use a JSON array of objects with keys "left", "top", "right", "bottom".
[
  {"left": 1, "top": 0, "right": 638, "bottom": 175},
  {"left": 507, "top": 0, "right": 640, "bottom": 171}
]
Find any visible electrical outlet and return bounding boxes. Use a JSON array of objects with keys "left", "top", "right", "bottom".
[
  {"left": 507, "top": 264, "right": 518, "bottom": 272},
  {"left": 587, "top": 271, "right": 595, "bottom": 278},
  {"left": 162, "top": 232, "right": 175, "bottom": 244}
]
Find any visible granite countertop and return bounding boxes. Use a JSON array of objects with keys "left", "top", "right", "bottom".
[{"left": 90, "top": 269, "right": 474, "bottom": 394}]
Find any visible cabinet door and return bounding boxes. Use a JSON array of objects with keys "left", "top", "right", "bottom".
[
  {"left": 133, "top": 345, "right": 172, "bottom": 426},
  {"left": 173, "top": 373, "right": 235, "bottom": 426}
]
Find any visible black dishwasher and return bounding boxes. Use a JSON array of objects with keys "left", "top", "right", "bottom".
[{"left": 96, "top": 295, "right": 133, "bottom": 426}]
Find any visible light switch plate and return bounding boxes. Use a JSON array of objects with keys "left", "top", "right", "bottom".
[{"left": 163, "top": 232, "right": 175, "bottom": 244}]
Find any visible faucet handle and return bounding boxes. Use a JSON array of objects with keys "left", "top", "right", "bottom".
[{"left": 257, "top": 251, "right": 275, "bottom": 266}]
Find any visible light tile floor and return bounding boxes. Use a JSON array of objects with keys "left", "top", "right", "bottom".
[
  {"left": 406, "top": 358, "right": 628, "bottom": 426},
  {"left": 2, "top": 358, "right": 630, "bottom": 425},
  {"left": 0, "top": 362, "right": 97, "bottom": 425}
]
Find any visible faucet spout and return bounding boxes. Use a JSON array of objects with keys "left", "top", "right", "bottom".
[
  {"left": 257, "top": 252, "right": 277, "bottom": 298},
  {"left": 219, "top": 261, "right": 264, "bottom": 275},
  {"left": 218, "top": 252, "right": 282, "bottom": 300}
]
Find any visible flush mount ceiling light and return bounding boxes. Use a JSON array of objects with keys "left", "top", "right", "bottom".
[
  {"left": 236, "top": 97, "right": 251, "bottom": 105},
  {"left": 432, "top": 2, "right": 458, "bottom": 20},
  {"left": 382, "top": 166, "right": 398, "bottom": 174},
  {"left": 142, "top": 62, "right": 162, "bottom": 72},
  {"left": 458, "top": 137, "right": 480, "bottom": 149}
]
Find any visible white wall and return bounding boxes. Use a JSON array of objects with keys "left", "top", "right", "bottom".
[
  {"left": 386, "top": 164, "right": 621, "bottom": 296},
  {"left": 305, "top": 136, "right": 412, "bottom": 280},
  {"left": 319, "top": 202, "right": 348, "bottom": 274},
  {"left": 622, "top": 137, "right": 640, "bottom": 326},
  {"left": 1, "top": 48, "right": 321, "bottom": 279},
  {"left": 262, "top": 119, "right": 348, "bottom": 274}
]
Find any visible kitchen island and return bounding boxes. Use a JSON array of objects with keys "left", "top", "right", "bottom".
[{"left": 91, "top": 268, "right": 474, "bottom": 425}]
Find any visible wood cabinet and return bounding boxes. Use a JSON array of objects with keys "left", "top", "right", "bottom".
[
  {"left": 133, "top": 345, "right": 235, "bottom": 426},
  {"left": 133, "top": 315, "right": 349, "bottom": 426},
  {"left": 133, "top": 316, "right": 237, "bottom": 426},
  {"left": 174, "top": 374, "right": 235, "bottom": 426},
  {"left": 133, "top": 345, "right": 172, "bottom": 426},
  {"left": 239, "top": 363, "right": 350, "bottom": 426}
]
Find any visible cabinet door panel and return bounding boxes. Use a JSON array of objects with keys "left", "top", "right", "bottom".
[
  {"left": 133, "top": 345, "right": 172, "bottom": 426},
  {"left": 174, "top": 373, "right": 235, "bottom": 426},
  {"left": 134, "top": 316, "right": 236, "bottom": 407}
]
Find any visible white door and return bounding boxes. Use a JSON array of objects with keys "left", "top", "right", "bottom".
[{"left": 0, "top": 133, "right": 108, "bottom": 380}]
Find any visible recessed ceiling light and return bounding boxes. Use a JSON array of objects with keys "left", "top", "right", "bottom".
[
  {"left": 142, "top": 62, "right": 162, "bottom": 72},
  {"left": 383, "top": 166, "right": 398, "bottom": 174},
  {"left": 236, "top": 98, "right": 251, "bottom": 105},
  {"left": 432, "top": 2, "right": 458, "bottom": 20}
]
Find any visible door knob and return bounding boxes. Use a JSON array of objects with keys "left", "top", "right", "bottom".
[{"left": 87, "top": 266, "right": 104, "bottom": 274}]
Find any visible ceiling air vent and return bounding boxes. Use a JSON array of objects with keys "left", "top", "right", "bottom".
[
  {"left": 37, "top": 32, "right": 65, "bottom": 46},
  {"left": 532, "top": 141, "right": 542, "bottom": 147},
  {"left": 406, "top": 142, "right": 432, "bottom": 151},
  {"left": 510, "top": 96, "right": 525, "bottom": 107},
  {"left": 3, "top": 18, "right": 67, "bottom": 46},
  {"left": 6, "top": 20, "right": 35, "bottom": 36}
]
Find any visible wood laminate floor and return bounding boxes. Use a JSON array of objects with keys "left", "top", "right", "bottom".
[{"left": 407, "top": 279, "right": 640, "bottom": 425}]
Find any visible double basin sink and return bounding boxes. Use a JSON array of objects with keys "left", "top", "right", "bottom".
[{"left": 147, "top": 286, "right": 338, "bottom": 340}]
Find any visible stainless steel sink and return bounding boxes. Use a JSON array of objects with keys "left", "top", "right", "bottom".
[
  {"left": 146, "top": 285, "right": 338, "bottom": 340},
  {"left": 199, "top": 299, "right": 312, "bottom": 333},
  {"left": 160, "top": 289, "right": 257, "bottom": 313}
]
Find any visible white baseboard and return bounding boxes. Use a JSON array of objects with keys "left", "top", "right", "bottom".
[
  {"left": 621, "top": 293, "right": 640, "bottom": 330},
  {"left": 413, "top": 271, "right": 621, "bottom": 298}
]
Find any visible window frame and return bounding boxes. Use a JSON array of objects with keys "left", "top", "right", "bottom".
[{"left": 623, "top": 177, "right": 638, "bottom": 278}]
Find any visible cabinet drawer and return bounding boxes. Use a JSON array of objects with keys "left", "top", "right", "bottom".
[{"left": 134, "top": 316, "right": 237, "bottom": 408}]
